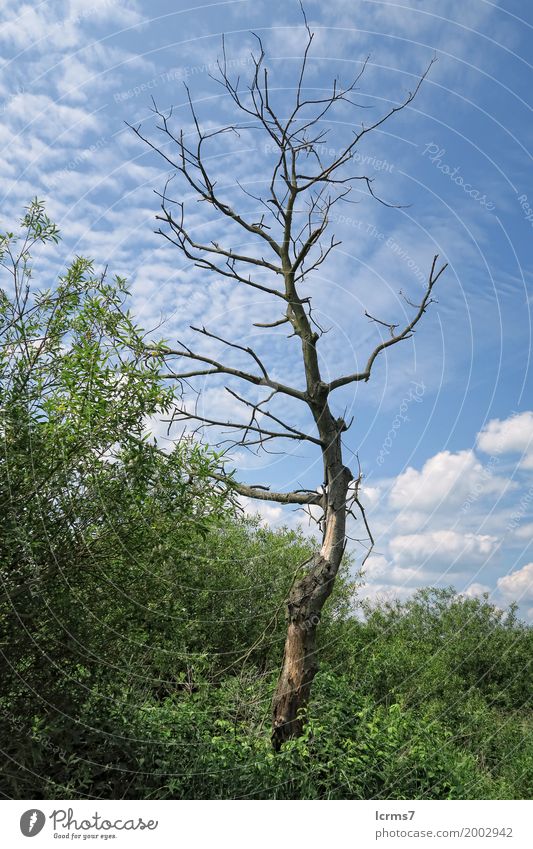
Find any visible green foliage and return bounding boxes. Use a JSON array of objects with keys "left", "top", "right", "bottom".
[
  {"left": 1, "top": 204, "right": 531, "bottom": 800},
  {"left": 358, "top": 588, "right": 531, "bottom": 708}
]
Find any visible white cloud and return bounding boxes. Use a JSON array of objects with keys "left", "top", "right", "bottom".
[
  {"left": 522, "top": 454, "right": 533, "bottom": 472},
  {"left": 512, "top": 522, "right": 533, "bottom": 541},
  {"left": 390, "top": 530, "right": 498, "bottom": 568},
  {"left": 462, "top": 582, "right": 491, "bottom": 599},
  {"left": 240, "top": 497, "right": 284, "bottom": 527},
  {"left": 0, "top": 0, "right": 528, "bottom": 627},
  {"left": 357, "top": 483, "right": 381, "bottom": 508},
  {"left": 363, "top": 554, "right": 423, "bottom": 585},
  {"left": 7, "top": 93, "right": 101, "bottom": 144},
  {"left": 357, "top": 581, "right": 415, "bottom": 606},
  {"left": 389, "top": 449, "right": 504, "bottom": 511},
  {"left": 0, "top": 1, "right": 143, "bottom": 51},
  {"left": 0, "top": 5, "right": 74, "bottom": 50},
  {"left": 497, "top": 562, "right": 533, "bottom": 603},
  {"left": 477, "top": 411, "right": 533, "bottom": 462}
]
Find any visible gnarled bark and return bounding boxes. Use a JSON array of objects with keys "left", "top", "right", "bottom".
[{"left": 271, "top": 443, "right": 352, "bottom": 750}]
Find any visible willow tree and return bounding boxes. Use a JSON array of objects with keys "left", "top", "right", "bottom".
[{"left": 130, "top": 11, "right": 446, "bottom": 750}]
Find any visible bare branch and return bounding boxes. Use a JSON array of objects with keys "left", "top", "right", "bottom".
[
  {"left": 224, "top": 385, "right": 320, "bottom": 444},
  {"left": 348, "top": 457, "right": 375, "bottom": 567},
  {"left": 157, "top": 204, "right": 283, "bottom": 275},
  {"left": 253, "top": 316, "right": 290, "bottom": 329},
  {"left": 155, "top": 339, "right": 307, "bottom": 403},
  {"left": 294, "top": 58, "right": 437, "bottom": 194},
  {"left": 329, "top": 255, "right": 447, "bottom": 391},
  {"left": 168, "top": 405, "right": 320, "bottom": 446},
  {"left": 190, "top": 325, "right": 269, "bottom": 380},
  {"left": 128, "top": 13, "right": 445, "bottom": 747},
  {"left": 210, "top": 471, "right": 323, "bottom": 505}
]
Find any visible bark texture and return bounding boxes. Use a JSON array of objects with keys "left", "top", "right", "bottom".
[{"left": 271, "top": 434, "right": 352, "bottom": 750}]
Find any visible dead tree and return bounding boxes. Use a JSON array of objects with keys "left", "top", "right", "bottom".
[{"left": 129, "top": 10, "right": 447, "bottom": 750}]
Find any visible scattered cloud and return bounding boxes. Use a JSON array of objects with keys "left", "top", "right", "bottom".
[
  {"left": 390, "top": 529, "right": 498, "bottom": 567},
  {"left": 1, "top": 0, "right": 531, "bottom": 623},
  {"left": 389, "top": 449, "right": 505, "bottom": 511},
  {"left": 462, "top": 582, "right": 492, "bottom": 598},
  {"left": 477, "top": 411, "right": 533, "bottom": 469},
  {"left": 497, "top": 562, "right": 533, "bottom": 604},
  {"left": 512, "top": 522, "right": 533, "bottom": 541}
]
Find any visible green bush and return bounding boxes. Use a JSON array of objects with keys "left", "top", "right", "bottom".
[{"left": 1, "top": 205, "right": 531, "bottom": 800}]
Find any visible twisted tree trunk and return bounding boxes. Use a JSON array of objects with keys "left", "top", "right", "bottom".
[{"left": 271, "top": 425, "right": 352, "bottom": 750}]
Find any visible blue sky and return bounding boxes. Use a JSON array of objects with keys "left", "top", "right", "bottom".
[{"left": 1, "top": 0, "right": 533, "bottom": 617}]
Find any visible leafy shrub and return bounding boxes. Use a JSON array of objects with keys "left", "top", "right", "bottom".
[{"left": 1, "top": 206, "right": 531, "bottom": 800}]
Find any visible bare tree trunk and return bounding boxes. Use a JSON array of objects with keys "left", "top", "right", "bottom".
[
  {"left": 131, "top": 17, "right": 446, "bottom": 751},
  {"left": 271, "top": 430, "right": 352, "bottom": 750}
]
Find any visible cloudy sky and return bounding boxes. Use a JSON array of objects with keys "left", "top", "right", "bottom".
[{"left": 1, "top": 0, "right": 533, "bottom": 617}]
